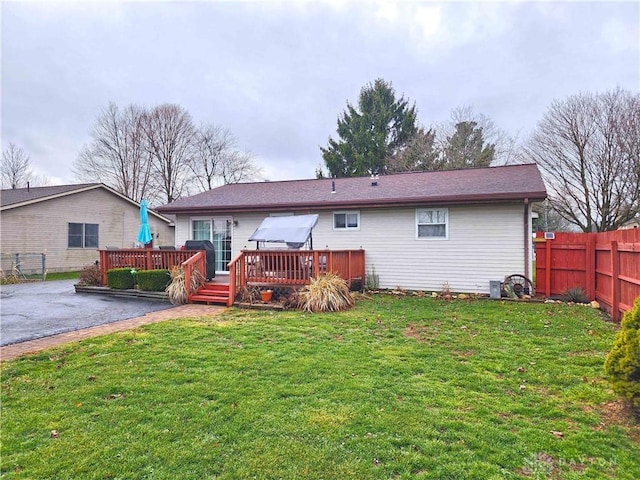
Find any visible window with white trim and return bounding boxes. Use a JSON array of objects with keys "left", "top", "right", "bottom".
[
  {"left": 333, "top": 211, "right": 360, "bottom": 230},
  {"left": 68, "top": 223, "right": 99, "bottom": 248},
  {"left": 416, "top": 208, "right": 448, "bottom": 239}
]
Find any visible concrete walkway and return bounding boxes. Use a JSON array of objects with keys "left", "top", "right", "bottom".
[{"left": 0, "top": 304, "right": 225, "bottom": 361}]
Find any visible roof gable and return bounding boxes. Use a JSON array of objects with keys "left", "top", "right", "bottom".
[
  {"left": 157, "top": 164, "right": 547, "bottom": 214},
  {"left": 0, "top": 183, "right": 99, "bottom": 207},
  {"left": 0, "top": 183, "right": 172, "bottom": 224}
]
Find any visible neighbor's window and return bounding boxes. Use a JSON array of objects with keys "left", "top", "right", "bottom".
[
  {"left": 416, "top": 208, "right": 448, "bottom": 239},
  {"left": 333, "top": 211, "right": 360, "bottom": 230},
  {"left": 68, "top": 223, "right": 99, "bottom": 248}
]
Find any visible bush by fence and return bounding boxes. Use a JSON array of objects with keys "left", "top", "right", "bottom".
[
  {"left": 106, "top": 268, "right": 136, "bottom": 289},
  {"left": 137, "top": 269, "right": 170, "bottom": 292},
  {"left": 78, "top": 264, "right": 102, "bottom": 286}
]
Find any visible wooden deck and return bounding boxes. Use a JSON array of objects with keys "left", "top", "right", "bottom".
[{"left": 99, "top": 248, "right": 365, "bottom": 307}]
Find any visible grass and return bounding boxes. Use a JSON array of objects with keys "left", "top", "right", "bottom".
[
  {"left": 21, "top": 271, "right": 79, "bottom": 282},
  {"left": 44, "top": 271, "right": 80, "bottom": 281},
  {"left": 2, "top": 271, "right": 79, "bottom": 285},
  {"left": 2, "top": 296, "right": 639, "bottom": 479}
]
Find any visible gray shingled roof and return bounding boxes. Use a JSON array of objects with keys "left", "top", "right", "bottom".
[
  {"left": 157, "top": 164, "right": 547, "bottom": 214},
  {"left": 0, "top": 184, "right": 99, "bottom": 208}
]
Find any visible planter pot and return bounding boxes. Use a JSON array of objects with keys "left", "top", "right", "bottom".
[{"left": 260, "top": 290, "right": 273, "bottom": 303}]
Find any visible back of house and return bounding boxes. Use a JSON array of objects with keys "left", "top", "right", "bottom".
[{"left": 157, "top": 164, "right": 547, "bottom": 294}]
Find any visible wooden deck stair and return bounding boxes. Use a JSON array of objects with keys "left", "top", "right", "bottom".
[{"left": 190, "top": 281, "right": 230, "bottom": 306}]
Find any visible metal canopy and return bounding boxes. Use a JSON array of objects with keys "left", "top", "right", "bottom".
[{"left": 248, "top": 214, "right": 319, "bottom": 249}]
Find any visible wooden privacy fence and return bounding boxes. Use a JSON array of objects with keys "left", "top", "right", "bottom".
[{"left": 535, "top": 229, "right": 640, "bottom": 321}]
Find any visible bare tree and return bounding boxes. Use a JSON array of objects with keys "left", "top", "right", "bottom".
[
  {"left": 220, "top": 150, "right": 262, "bottom": 184},
  {"left": 189, "top": 123, "right": 263, "bottom": 189},
  {"left": 1, "top": 142, "right": 32, "bottom": 189},
  {"left": 74, "top": 103, "right": 153, "bottom": 202},
  {"left": 526, "top": 88, "right": 640, "bottom": 232},
  {"left": 533, "top": 200, "right": 573, "bottom": 232},
  {"left": 142, "top": 104, "right": 196, "bottom": 203}
]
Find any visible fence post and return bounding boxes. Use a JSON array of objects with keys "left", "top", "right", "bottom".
[
  {"left": 545, "top": 238, "right": 551, "bottom": 297},
  {"left": 586, "top": 234, "right": 596, "bottom": 300},
  {"left": 611, "top": 241, "right": 620, "bottom": 322},
  {"left": 100, "top": 250, "right": 108, "bottom": 285},
  {"left": 42, "top": 253, "right": 46, "bottom": 281}
]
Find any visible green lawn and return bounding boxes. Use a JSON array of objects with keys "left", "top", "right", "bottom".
[
  {"left": 2, "top": 296, "right": 638, "bottom": 479},
  {"left": 42, "top": 271, "right": 80, "bottom": 281}
]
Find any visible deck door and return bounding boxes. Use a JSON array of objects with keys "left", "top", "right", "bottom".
[{"left": 191, "top": 217, "right": 233, "bottom": 273}]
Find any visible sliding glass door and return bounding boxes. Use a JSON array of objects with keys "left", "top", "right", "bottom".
[{"left": 191, "top": 217, "right": 232, "bottom": 273}]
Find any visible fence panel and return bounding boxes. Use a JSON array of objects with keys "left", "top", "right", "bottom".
[
  {"left": 535, "top": 229, "right": 640, "bottom": 321},
  {"left": 0, "top": 253, "right": 46, "bottom": 280}
]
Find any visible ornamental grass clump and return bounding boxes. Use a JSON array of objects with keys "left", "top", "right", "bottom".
[
  {"left": 562, "top": 286, "right": 590, "bottom": 304},
  {"left": 165, "top": 265, "right": 205, "bottom": 305},
  {"left": 297, "top": 272, "right": 354, "bottom": 313},
  {"left": 604, "top": 296, "right": 640, "bottom": 412}
]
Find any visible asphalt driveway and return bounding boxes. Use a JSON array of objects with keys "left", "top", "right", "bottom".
[{"left": 0, "top": 280, "right": 173, "bottom": 346}]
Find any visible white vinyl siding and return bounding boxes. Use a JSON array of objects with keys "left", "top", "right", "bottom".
[{"left": 173, "top": 203, "right": 529, "bottom": 294}]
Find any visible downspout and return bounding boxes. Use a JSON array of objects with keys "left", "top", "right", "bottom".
[{"left": 523, "top": 198, "right": 530, "bottom": 281}]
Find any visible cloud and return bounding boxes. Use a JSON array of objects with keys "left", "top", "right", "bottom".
[{"left": 1, "top": 0, "right": 638, "bottom": 188}]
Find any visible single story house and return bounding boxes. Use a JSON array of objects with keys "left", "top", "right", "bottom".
[
  {"left": 620, "top": 217, "right": 640, "bottom": 230},
  {"left": 0, "top": 183, "right": 174, "bottom": 273},
  {"left": 157, "top": 164, "right": 547, "bottom": 294}
]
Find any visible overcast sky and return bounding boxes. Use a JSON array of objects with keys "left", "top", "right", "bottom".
[{"left": 2, "top": 0, "right": 638, "bottom": 186}]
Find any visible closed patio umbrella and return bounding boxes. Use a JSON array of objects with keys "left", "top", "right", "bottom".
[{"left": 137, "top": 199, "right": 153, "bottom": 246}]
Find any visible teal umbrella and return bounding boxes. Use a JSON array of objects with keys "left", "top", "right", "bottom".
[{"left": 137, "top": 199, "right": 153, "bottom": 245}]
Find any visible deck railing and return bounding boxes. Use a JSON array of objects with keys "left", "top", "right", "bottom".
[
  {"left": 228, "top": 249, "right": 365, "bottom": 301},
  {"left": 183, "top": 251, "right": 206, "bottom": 304},
  {"left": 99, "top": 249, "right": 199, "bottom": 285}
]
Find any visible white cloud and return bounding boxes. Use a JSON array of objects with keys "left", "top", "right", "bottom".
[
  {"left": 2, "top": 0, "right": 638, "bottom": 187},
  {"left": 413, "top": 5, "right": 442, "bottom": 37}
]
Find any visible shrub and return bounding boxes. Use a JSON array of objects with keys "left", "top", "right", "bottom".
[
  {"left": 107, "top": 268, "right": 135, "bottom": 289},
  {"left": 297, "top": 272, "right": 354, "bottom": 313},
  {"left": 562, "top": 286, "right": 589, "bottom": 303},
  {"left": 236, "top": 285, "right": 261, "bottom": 304},
  {"left": 78, "top": 263, "right": 102, "bottom": 286},
  {"left": 137, "top": 269, "right": 170, "bottom": 292},
  {"left": 165, "top": 266, "right": 205, "bottom": 305},
  {"left": 604, "top": 296, "right": 640, "bottom": 410}
]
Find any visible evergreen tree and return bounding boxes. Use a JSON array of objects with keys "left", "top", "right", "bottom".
[
  {"left": 441, "top": 121, "right": 495, "bottom": 169},
  {"left": 385, "top": 127, "right": 440, "bottom": 172},
  {"left": 321, "top": 79, "right": 418, "bottom": 177}
]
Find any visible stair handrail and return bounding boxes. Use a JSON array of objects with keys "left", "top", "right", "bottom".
[
  {"left": 227, "top": 251, "right": 245, "bottom": 307},
  {"left": 182, "top": 251, "right": 206, "bottom": 303}
]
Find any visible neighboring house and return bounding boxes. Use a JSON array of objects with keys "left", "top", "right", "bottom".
[
  {"left": 620, "top": 217, "right": 640, "bottom": 230},
  {"left": 0, "top": 184, "right": 174, "bottom": 273},
  {"left": 157, "top": 164, "right": 547, "bottom": 294}
]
